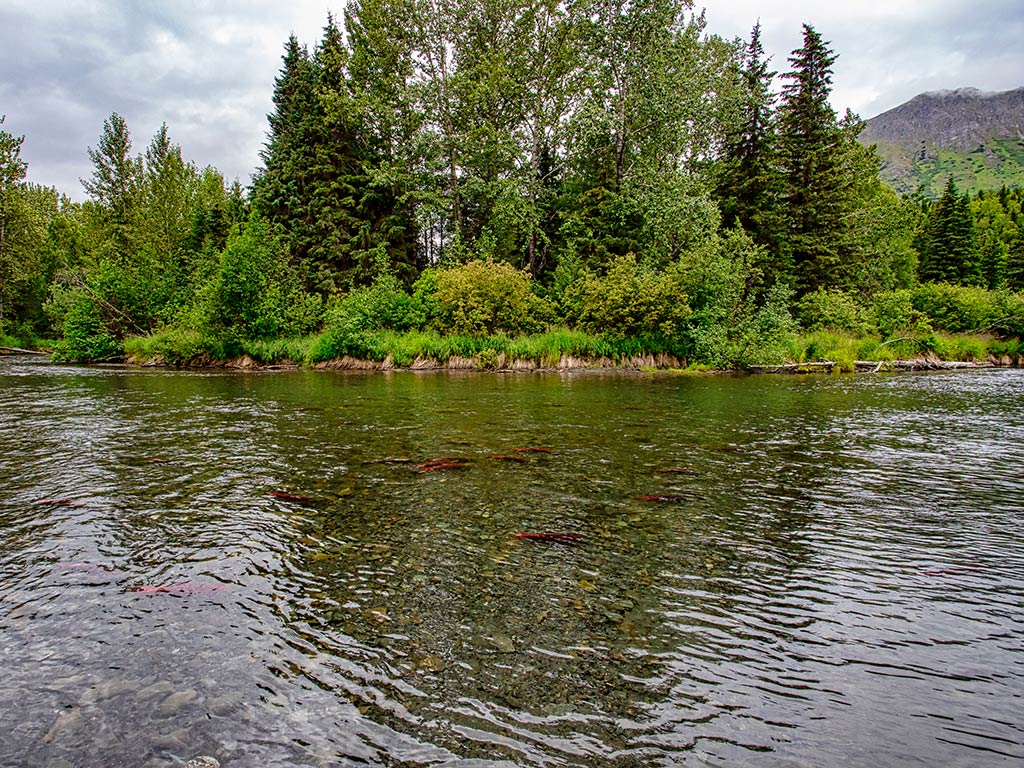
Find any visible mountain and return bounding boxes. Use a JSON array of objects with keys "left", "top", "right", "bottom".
[{"left": 859, "top": 87, "right": 1024, "bottom": 197}]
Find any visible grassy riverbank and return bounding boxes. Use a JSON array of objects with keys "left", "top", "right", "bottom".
[{"left": 119, "top": 325, "right": 1022, "bottom": 372}]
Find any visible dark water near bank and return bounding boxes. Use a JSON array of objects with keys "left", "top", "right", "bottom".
[{"left": 1, "top": 358, "right": 1022, "bottom": 768}]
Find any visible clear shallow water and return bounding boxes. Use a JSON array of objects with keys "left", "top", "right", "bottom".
[{"left": 0, "top": 358, "right": 1021, "bottom": 768}]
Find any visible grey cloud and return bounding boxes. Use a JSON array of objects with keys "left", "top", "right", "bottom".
[{"left": 2, "top": 1, "right": 1021, "bottom": 199}]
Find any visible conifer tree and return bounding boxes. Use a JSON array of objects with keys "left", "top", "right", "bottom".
[
  {"left": 81, "top": 112, "right": 143, "bottom": 261},
  {"left": 920, "top": 178, "right": 980, "bottom": 284},
  {"left": 0, "top": 115, "right": 31, "bottom": 332},
  {"left": 777, "top": 24, "right": 849, "bottom": 295},
  {"left": 345, "top": 0, "right": 421, "bottom": 282},
  {"left": 715, "top": 22, "right": 785, "bottom": 280},
  {"left": 251, "top": 35, "right": 320, "bottom": 280}
]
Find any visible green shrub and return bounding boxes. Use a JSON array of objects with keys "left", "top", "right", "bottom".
[
  {"left": 420, "top": 260, "right": 554, "bottom": 336},
  {"left": 931, "top": 334, "right": 988, "bottom": 361},
  {"left": 563, "top": 253, "right": 690, "bottom": 343},
  {"left": 874, "top": 289, "right": 932, "bottom": 338},
  {"left": 51, "top": 293, "right": 121, "bottom": 362},
  {"left": 123, "top": 327, "right": 208, "bottom": 365},
  {"left": 796, "top": 289, "right": 872, "bottom": 334},
  {"left": 202, "top": 216, "right": 323, "bottom": 342},
  {"left": 909, "top": 283, "right": 996, "bottom": 334}
]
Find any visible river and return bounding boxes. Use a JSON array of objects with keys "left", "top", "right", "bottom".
[{"left": 1, "top": 357, "right": 1021, "bottom": 767}]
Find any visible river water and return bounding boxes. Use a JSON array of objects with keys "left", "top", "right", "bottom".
[{"left": 0, "top": 357, "right": 1021, "bottom": 767}]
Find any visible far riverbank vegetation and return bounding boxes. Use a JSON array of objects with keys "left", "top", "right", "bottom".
[{"left": 1, "top": 3, "right": 1022, "bottom": 371}]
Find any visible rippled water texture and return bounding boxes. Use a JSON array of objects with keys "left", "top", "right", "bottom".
[{"left": 1, "top": 358, "right": 1022, "bottom": 767}]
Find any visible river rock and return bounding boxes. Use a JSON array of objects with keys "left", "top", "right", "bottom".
[
  {"left": 489, "top": 634, "right": 515, "bottom": 653},
  {"left": 184, "top": 758, "right": 221, "bottom": 768},
  {"left": 151, "top": 727, "right": 190, "bottom": 751},
  {"left": 136, "top": 680, "right": 176, "bottom": 701},
  {"left": 158, "top": 688, "right": 199, "bottom": 717},
  {"left": 42, "top": 707, "right": 82, "bottom": 744}
]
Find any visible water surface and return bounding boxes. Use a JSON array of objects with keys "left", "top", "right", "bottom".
[{"left": 1, "top": 358, "right": 1021, "bottom": 767}]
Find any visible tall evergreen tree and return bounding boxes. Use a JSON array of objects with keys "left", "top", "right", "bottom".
[
  {"left": 714, "top": 22, "right": 785, "bottom": 280},
  {"left": 81, "top": 112, "right": 143, "bottom": 261},
  {"left": 919, "top": 177, "right": 980, "bottom": 284},
  {"left": 345, "top": 0, "right": 422, "bottom": 282},
  {"left": 777, "top": 24, "right": 850, "bottom": 295},
  {"left": 0, "top": 115, "right": 32, "bottom": 333},
  {"left": 251, "top": 35, "right": 321, "bottom": 282}
]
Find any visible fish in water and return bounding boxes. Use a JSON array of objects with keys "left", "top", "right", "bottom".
[
  {"left": 35, "top": 498, "right": 86, "bottom": 507},
  {"left": 489, "top": 455, "right": 529, "bottom": 463},
  {"left": 58, "top": 562, "right": 117, "bottom": 575},
  {"left": 513, "top": 447, "right": 553, "bottom": 454},
  {"left": 133, "top": 582, "right": 227, "bottom": 596},
  {"left": 636, "top": 494, "right": 690, "bottom": 503},
  {"left": 269, "top": 491, "right": 318, "bottom": 502},
  {"left": 417, "top": 462, "right": 469, "bottom": 472},
  {"left": 416, "top": 457, "right": 471, "bottom": 471},
  {"left": 654, "top": 468, "right": 696, "bottom": 475},
  {"left": 514, "top": 532, "right": 583, "bottom": 544},
  {"left": 921, "top": 566, "right": 983, "bottom": 576}
]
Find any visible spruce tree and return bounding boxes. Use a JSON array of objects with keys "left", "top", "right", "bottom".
[
  {"left": 81, "top": 112, "right": 144, "bottom": 261},
  {"left": 920, "top": 178, "right": 980, "bottom": 284},
  {"left": 345, "top": 0, "right": 421, "bottom": 282},
  {"left": 777, "top": 24, "right": 849, "bottom": 295},
  {"left": 0, "top": 115, "right": 30, "bottom": 333},
  {"left": 715, "top": 23, "right": 785, "bottom": 280},
  {"left": 251, "top": 35, "right": 321, "bottom": 283}
]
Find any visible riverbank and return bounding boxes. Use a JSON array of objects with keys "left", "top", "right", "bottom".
[
  {"left": 113, "top": 349, "right": 1020, "bottom": 374},
  {"left": 13, "top": 325, "right": 1019, "bottom": 373}
]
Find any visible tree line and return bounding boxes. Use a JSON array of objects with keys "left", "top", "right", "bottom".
[{"left": 0, "top": 0, "right": 1021, "bottom": 365}]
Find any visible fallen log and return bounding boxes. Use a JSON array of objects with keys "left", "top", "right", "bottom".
[
  {"left": 0, "top": 346, "right": 48, "bottom": 355},
  {"left": 747, "top": 361, "right": 836, "bottom": 374}
]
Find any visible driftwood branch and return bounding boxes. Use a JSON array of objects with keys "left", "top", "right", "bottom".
[
  {"left": 876, "top": 336, "right": 916, "bottom": 349},
  {"left": 0, "top": 346, "right": 48, "bottom": 355}
]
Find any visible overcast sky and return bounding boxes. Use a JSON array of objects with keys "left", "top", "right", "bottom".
[{"left": 2, "top": 0, "right": 1022, "bottom": 199}]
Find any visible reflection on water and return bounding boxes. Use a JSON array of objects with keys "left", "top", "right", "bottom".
[{"left": 1, "top": 358, "right": 1022, "bottom": 767}]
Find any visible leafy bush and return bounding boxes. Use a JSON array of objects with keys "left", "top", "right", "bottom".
[
  {"left": 308, "top": 275, "right": 425, "bottom": 362},
  {"left": 421, "top": 260, "right": 554, "bottom": 336},
  {"left": 51, "top": 293, "right": 121, "bottom": 362},
  {"left": 123, "top": 327, "right": 208, "bottom": 365},
  {"left": 931, "top": 334, "right": 989, "bottom": 362},
  {"left": 873, "top": 289, "right": 930, "bottom": 338},
  {"left": 202, "top": 216, "right": 322, "bottom": 342},
  {"left": 795, "top": 289, "right": 872, "bottom": 334},
  {"left": 563, "top": 253, "right": 690, "bottom": 342},
  {"left": 909, "top": 283, "right": 997, "bottom": 334}
]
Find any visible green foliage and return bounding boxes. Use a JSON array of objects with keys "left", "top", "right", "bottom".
[
  {"left": 908, "top": 282, "right": 1000, "bottom": 334},
  {"left": 203, "top": 216, "right": 322, "bottom": 342},
  {"left": 795, "top": 289, "right": 873, "bottom": 334},
  {"left": 563, "top": 253, "right": 690, "bottom": 343},
  {"left": 310, "top": 274, "right": 424, "bottom": 360},
  {"left": 873, "top": 289, "right": 933, "bottom": 338},
  {"left": 423, "top": 260, "right": 554, "bottom": 336},
  {"left": 51, "top": 292, "right": 121, "bottom": 362},
  {"left": 930, "top": 334, "right": 989, "bottom": 362},
  {"left": 918, "top": 178, "right": 980, "bottom": 284},
  {"left": 123, "top": 327, "right": 209, "bottom": 365}
]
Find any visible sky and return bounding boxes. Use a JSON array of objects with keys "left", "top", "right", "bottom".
[{"left": 1, "top": 0, "right": 1022, "bottom": 199}]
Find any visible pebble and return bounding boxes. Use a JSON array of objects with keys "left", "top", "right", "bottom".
[
  {"left": 489, "top": 634, "right": 515, "bottom": 653},
  {"left": 158, "top": 688, "right": 199, "bottom": 717},
  {"left": 136, "top": 680, "right": 176, "bottom": 701},
  {"left": 151, "top": 727, "right": 190, "bottom": 751},
  {"left": 42, "top": 707, "right": 82, "bottom": 744}
]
